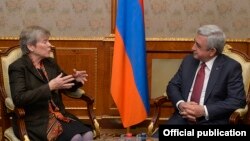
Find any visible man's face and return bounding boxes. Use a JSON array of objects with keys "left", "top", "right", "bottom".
[{"left": 192, "top": 35, "right": 214, "bottom": 62}]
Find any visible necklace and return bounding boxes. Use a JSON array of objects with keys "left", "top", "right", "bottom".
[{"left": 36, "top": 62, "right": 49, "bottom": 82}]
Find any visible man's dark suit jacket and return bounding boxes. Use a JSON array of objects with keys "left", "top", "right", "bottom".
[
  {"left": 8, "top": 55, "right": 83, "bottom": 140},
  {"left": 167, "top": 54, "right": 246, "bottom": 124}
]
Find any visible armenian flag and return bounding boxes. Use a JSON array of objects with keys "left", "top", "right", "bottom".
[{"left": 111, "top": 0, "right": 149, "bottom": 128}]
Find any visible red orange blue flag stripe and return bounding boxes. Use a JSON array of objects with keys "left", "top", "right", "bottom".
[{"left": 111, "top": 0, "right": 150, "bottom": 128}]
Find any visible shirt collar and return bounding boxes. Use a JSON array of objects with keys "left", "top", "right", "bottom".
[{"left": 201, "top": 56, "right": 217, "bottom": 71}]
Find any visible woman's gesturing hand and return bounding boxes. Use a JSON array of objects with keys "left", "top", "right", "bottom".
[{"left": 49, "top": 73, "right": 75, "bottom": 91}]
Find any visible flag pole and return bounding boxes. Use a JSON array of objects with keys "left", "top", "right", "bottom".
[{"left": 126, "top": 127, "right": 130, "bottom": 134}]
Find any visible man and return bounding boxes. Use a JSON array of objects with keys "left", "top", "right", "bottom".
[{"left": 166, "top": 24, "right": 246, "bottom": 124}]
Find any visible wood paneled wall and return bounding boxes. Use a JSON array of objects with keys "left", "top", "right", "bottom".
[{"left": 0, "top": 38, "right": 249, "bottom": 127}]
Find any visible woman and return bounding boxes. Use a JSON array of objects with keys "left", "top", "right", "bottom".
[{"left": 9, "top": 26, "right": 93, "bottom": 141}]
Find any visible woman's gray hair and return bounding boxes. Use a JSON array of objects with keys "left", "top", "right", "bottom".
[
  {"left": 19, "top": 26, "right": 50, "bottom": 55},
  {"left": 197, "top": 25, "right": 226, "bottom": 54}
]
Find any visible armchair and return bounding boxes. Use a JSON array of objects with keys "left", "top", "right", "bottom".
[
  {"left": 224, "top": 45, "right": 250, "bottom": 124},
  {"left": 0, "top": 45, "right": 100, "bottom": 141},
  {"left": 147, "top": 44, "right": 250, "bottom": 136}
]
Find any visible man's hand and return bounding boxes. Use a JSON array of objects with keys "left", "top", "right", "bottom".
[{"left": 179, "top": 101, "right": 205, "bottom": 122}]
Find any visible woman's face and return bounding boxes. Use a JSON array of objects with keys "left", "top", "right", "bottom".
[{"left": 29, "top": 36, "right": 52, "bottom": 59}]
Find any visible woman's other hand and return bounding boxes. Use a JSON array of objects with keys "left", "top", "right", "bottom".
[{"left": 72, "top": 69, "right": 88, "bottom": 84}]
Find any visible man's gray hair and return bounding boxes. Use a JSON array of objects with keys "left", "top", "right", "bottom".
[{"left": 197, "top": 25, "right": 226, "bottom": 54}]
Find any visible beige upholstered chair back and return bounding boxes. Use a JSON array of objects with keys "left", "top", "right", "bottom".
[
  {"left": 1, "top": 47, "right": 22, "bottom": 101},
  {"left": 223, "top": 44, "right": 250, "bottom": 98}
]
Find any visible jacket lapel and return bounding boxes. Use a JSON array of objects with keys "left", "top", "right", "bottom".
[
  {"left": 23, "top": 55, "right": 46, "bottom": 82},
  {"left": 204, "top": 55, "right": 224, "bottom": 102},
  {"left": 184, "top": 59, "right": 200, "bottom": 100},
  {"left": 43, "top": 59, "right": 57, "bottom": 81}
]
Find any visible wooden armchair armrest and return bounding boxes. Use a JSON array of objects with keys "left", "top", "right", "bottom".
[
  {"left": 15, "top": 108, "right": 30, "bottom": 141},
  {"left": 80, "top": 93, "right": 94, "bottom": 105},
  {"left": 80, "top": 94, "right": 100, "bottom": 138},
  {"left": 148, "top": 95, "right": 169, "bottom": 136},
  {"left": 153, "top": 95, "right": 169, "bottom": 107},
  {"left": 64, "top": 89, "right": 100, "bottom": 138},
  {"left": 230, "top": 90, "right": 250, "bottom": 124},
  {"left": 229, "top": 107, "right": 248, "bottom": 124},
  {"left": 3, "top": 93, "right": 30, "bottom": 141}
]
